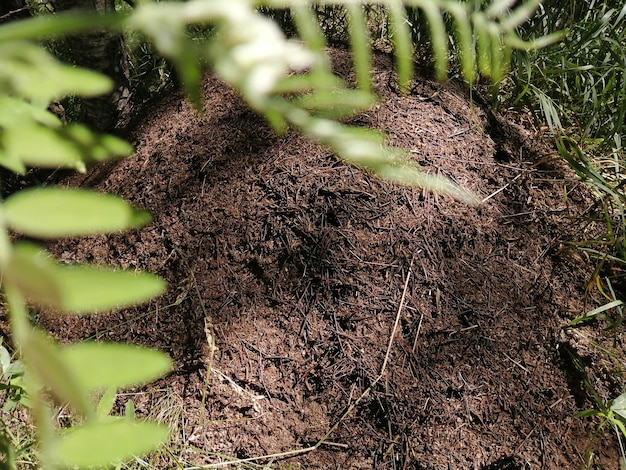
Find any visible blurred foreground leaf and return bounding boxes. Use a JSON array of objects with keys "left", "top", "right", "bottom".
[
  {"left": 5, "top": 244, "right": 165, "bottom": 314},
  {"left": 54, "top": 265, "right": 166, "bottom": 314},
  {"left": 21, "top": 329, "right": 91, "bottom": 416},
  {"left": 52, "top": 420, "right": 169, "bottom": 467},
  {"left": 61, "top": 343, "right": 172, "bottom": 392},
  {"left": 0, "top": 41, "right": 112, "bottom": 104},
  {"left": 4, "top": 188, "right": 151, "bottom": 239}
]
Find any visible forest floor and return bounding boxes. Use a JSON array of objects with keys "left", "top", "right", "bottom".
[{"left": 38, "top": 48, "right": 625, "bottom": 468}]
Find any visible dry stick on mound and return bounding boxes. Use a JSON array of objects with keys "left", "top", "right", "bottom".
[{"left": 199, "top": 260, "right": 415, "bottom": 469}]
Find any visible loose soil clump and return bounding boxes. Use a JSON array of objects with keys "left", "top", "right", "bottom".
[{"left": 40, "top": 49, "right": 619, "bottom": 468}]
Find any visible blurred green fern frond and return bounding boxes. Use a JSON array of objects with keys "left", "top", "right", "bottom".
[
  {"left": 264, "top": 0, "right": 557, "bottom": 87},
  {"left": 0, "top": 0, "right": 553, "bottom": 202}
]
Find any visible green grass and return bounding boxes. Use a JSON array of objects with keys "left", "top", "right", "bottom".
[{"left": 507, "top": 1, "right": 626, "bottom": 144}]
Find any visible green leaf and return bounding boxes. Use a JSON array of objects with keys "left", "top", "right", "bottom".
[
  {"left": 324, "top": 125, "right": 479, "bottom": 203},
  {"left": 21, "top": 329, "right": 91, "bottom": 417},
  {"left": 499, "top": 0, "right": 541, "bottom": 30},
  {"left": 612, "top": 392, "right": 626, "bottom": 420},
  {"left": 130, "top": 5, "right": 204, "bottom": 109},
  {"left": 575, "top": 409, "right": 601, "bottom": 418},
  {"left": 52, "top": 420, "right": 168, "bottom": 467},
  {"left": 612, "top": 417, "right": 626, "bottom": 441},
  {"left": 447, "top": 3, "right": 476, "bottom": 84},
  {"left": 3, "top": 124, "right": 86, "bottom": 171},
  {"left": 388, "top": 1, "right": 414, "bottom": 93},
  {"left": 585, "top": 299, "right": 624, "bottom": 317},
  {"left": 96, "top": 387, "right": 118, "bottom": 420},
  {"left": 4, "top": 244, "right": 165, "bottom": 313},
  {"left": 4, "top": 188, "right": 151, "bottom": 238},
  {"left": 273, "top": 73, "right": 343, "bottom": 95},
  {"left": 61, "top": 343, "right": 171, "bottom": 392},
  {"left": 422, "top": 2, "right": 448, "bottom": 81},
  {"left": 486, "top": 0, "right": 520, "bottom": 18},
  {"left": 0, "top": 41, "right": 112, "bottom": 103},
  {"left": 0, "top": 346, "right": 11, "bottom": 376},
  {"left": 289, "top": 89, "right": 375, "bottom": 120},
  {"left": 368, "top": 157, "right": 480, "bottom": 204},
  {"left": 0, "top": 12, "right": 123, "bottom": 43},
  {"left": 4, "top": 243, "right": 62, "bottom": 309},
  {"left": 0, "top": 151, "right": 26, "bottom": 175},
  {"left": 54, "top": 264, "right": 166, "bottom": 314},
  {"left": 473, "top": 13, "right": 488, "bottom": 77},
  {"left": 488, "top": 24, "right": 503, "bottom": 83},
  {"left": 50, "top": 66, "right": 113, "bottom": 99},
  {"left": 64, "top": 125, "right": 134, "bottom": 162},
  {"left": 0, "top": 97, "right": 129, "bottom": 172},
  {"left": 0, "top": 96, "right": 62, "bottom": 129},
  {"left": 172, "top": 45, "right": 204, "bottom": 112},
  {"left": 125, "top": 400, "right": 136, "bottom": 420},
  {"left": 567, "top": 299, "right": 624, "bottom": 326},
  {"left": 346, "top": 3, "right": 372, "bottom": 93},
  {"left": 5, "top": 361, "right": 24, "bottom": 380}
]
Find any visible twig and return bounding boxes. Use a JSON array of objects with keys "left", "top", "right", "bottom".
[
  {"left": 380, "top": 259, "right": 413, "bottom": 374},
  {"left": 0, "top": 6, "right": 30, "bottom": 20},
  {"left": 482, "top": 171, "right": 524, "bottom": 203},
  {"left": 504, "top": 353, "right": 529, "bottom": 373},
  {"left": 186, "top": 446, "right": 317, "bottom": 469},
  {"left": 447, "top": 127, "right": 470, "bottom": 138},
  {"left": 412, "top": 310, "right": 424, "bottom": 353}
]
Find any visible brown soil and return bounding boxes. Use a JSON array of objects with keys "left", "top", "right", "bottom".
[{"left": 39, "top": 49, "right": 622, "bottom": 468}]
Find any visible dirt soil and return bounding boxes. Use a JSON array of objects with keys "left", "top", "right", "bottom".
[{"left": 39, "top": 49, "right": 622, "bottom": 468}]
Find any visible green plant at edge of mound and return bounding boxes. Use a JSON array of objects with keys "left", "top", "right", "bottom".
[
  {"left": 0, "top": 0, "right": 550, "bottom": 467},
  {"left": 576, "top": 393, "right": 626, "bottom": 469},
  {"left": 566, "top": 339, "right": 626, "bottom": 469}
]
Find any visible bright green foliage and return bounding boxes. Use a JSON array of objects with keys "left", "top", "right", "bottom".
[
  {"left": 556, "top": 138, "right": 626, "bottom": 275},
  {"left": 573, "top": 393, "right": 626, "bottom": 469},
  {"left": 4, "top": 245, "right": 63, "bottom": 310},
  {"left": 0, "top": 43, "right": 132, "bottom": 175},
  {"left": 21, "top": 329, "right": 93, "bottom": 418},
  {"left": 125, "top": 0, "right": 541, "bottom": 201},
  {"left": 96, "top": 386, "right": 119, "bottom": 419},
  {"left": 0, "top": 10, "right": 171, "bottom": 466},
  {"left": 574, "top": 390, "right": 626, "bottom": 466},
  {"left": 51, "top": 420, "right": 169, "bottom": 468},
  {"left": 61, "top": 343, "right": 172, "bottom": 391},
  {"left": 0, "top": 108, "right": 132, "bottom": 173},
  {"left": 0, "top": 342, "right": 27, "bottom": 412},
  {"left": 568, "top": 300, "right": 625, "bottom": 327},
  {"left": 4, "top": 188, "right": 151, "bottom": 239},
  {"left": 5, "top": 243, "right": 165, "bottom": 313},
  {"left": 0, "top": 41, "right": 113, "bottom": 105},
  {"left": 0, "top": 1, "right": 545, "bottom": 201},
  {"left": 50, "top": 263, "right": 166, "bottom": 314},
  {"left": 508, "top": 3, "right": 626, "bottom": 334},
  {"left": 4, "top": 123, "right": 86, "bottom": 173},
  {"left": 612, "top": 393, "right": 626, "bottom": 421}
]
